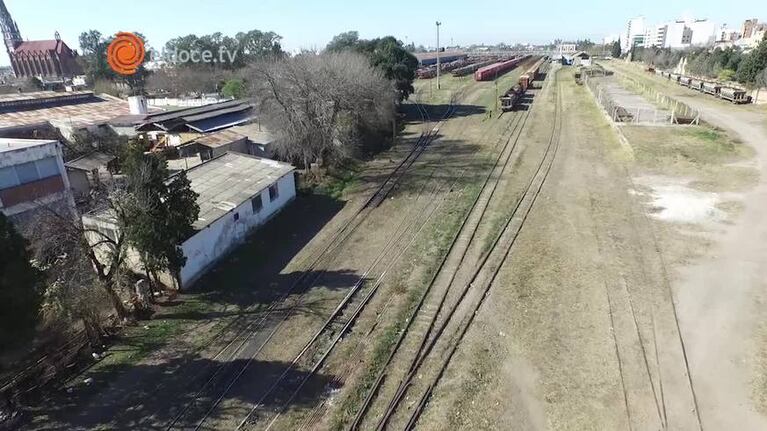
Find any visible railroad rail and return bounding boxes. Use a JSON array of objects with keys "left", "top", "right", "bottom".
[
  {"left": 164, "top": 91, "right": 463, "bottom": 430},
  {"left": 348, "top": 66, "right": 564, "bottom": 430}
]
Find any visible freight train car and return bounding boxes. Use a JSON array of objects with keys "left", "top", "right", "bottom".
[
  {"left": 452, "top": 59, "right": 498, "bottom": 77},
  {"left": 500, "top": 57, "right": 546, "bottom": 111},
  {"left": 500, "top": 85, "right": 523, "bottom": 111},
  {"left": 720, "top": 87, "right": 750, "bottom": 104},
  {"left": 517, "top": 57, "right": 546, "bottom": 91},
  {"left": 689, "top": 79, "right": 705, "bottom": 92},
  {"left": 474, "top": 55, "right": 529, "bottom": 81},
  {"left": 679, "top": 76, "right": 693, "bottom": 87},
  {"left": 702, "top": 82, "right": 720, "bottom": 96}
]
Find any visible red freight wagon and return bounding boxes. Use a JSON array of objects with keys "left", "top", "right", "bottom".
[{"left": 474, "top": 56, "right": 528, "bottom": 81}]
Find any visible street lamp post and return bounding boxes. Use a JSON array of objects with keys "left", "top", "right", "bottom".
[{"left": 436, "top": 21, "right": 442, "bottom": 90}]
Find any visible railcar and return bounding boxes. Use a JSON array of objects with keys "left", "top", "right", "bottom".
[
  {"left": 689, "top": 79, "right": 705, "bottom": 92},
  {"left": 702, "top": 82, "right": 721, "bottom": 96},
  {"left": 719, "top": 87, "right": 750, "bottom": 104}
]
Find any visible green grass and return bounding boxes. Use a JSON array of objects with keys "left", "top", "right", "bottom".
[
  {"left": 64, "top": 297, "right": 215, "bottom": 388},
  {"left": 298, "top": 162, "right": 362, "bottom": 200}
]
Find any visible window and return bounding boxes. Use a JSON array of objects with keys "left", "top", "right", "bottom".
[
  {"left": 251, "top": 195, "right": 263, "bottom": 213},
  {"left": 0, "top": 166, "right": 18, "bottom": 190},
  {"left": 269, "top": 184, "right": 279, "bottom": 202},
  {"left": 233, "top": 212, "right": 240, "bottom": 221},
  {"left": 36, "top": 157, "right": 59, "bottom": 179},
  {"left": 15, "top": 161, "right": 39, "bottom": 184}
]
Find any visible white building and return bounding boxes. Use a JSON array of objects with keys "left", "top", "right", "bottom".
[
  {"left": 664, "top": 21, "right": 693, "bottom": 48},
  {"left": 0, "top": 138, "right": 75, "bottom": 224},
  {"left": 83, "top": 152, "right": 296, "bottom": 289},
  {"left": 558, "top": 43, "right": 577, "bottom": 55},
  {"left": 623, "top": 16, "right": 647, "bottom": 51},
  {"left": 688, "top": 19, "right": 718, "bottom": 46}
]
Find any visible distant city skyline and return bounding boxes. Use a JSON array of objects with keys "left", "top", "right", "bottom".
[{"left": 0, "top": 0, "right": 763, "bottom": 66}]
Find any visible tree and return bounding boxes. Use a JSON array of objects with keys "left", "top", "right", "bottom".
[
  {"left": 0, "top": 213, "right": 44, "bottom": 347},
  {"left": 326, "top": 31, "right": 361, "bottom": 52},
  {"left": 326, "top": 32, "right": 418, "bottom": 101},
  {"left": 736, "top": 38, "right": 767, "bottom": 85},
  {"left": 28, "top": 212, "right": 111, "bottom": 345},
  {"left": 221, "top": 78, "right": 246, "bottom": 99},
  {"left": 249, "top": 51, "right": 397, "bottom": 170},
  {"left": 121, "top": 143, "right": 199, "bottom": 289},
  {"left": 78, "top": 30, "right": 149, "bottom": 93},
  {"left": 611, "top": 41, "right": 622, "bottom": 58},
  {"left": 146, "top": 67, "right": 227, "bottom": 96},
  {"left": 78, "top": 30, "right": 115, "bottom": 83},
  {"left": 164, "top": 29, "right": 283, "bottom": 71}
]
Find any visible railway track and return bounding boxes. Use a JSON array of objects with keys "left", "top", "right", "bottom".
[
  {"left": 271, "top": 82, "right": 536, "bottom": 431},
  {"left": 347, "top": 66, "right": 564, "bottom": 430},
  {"left": 162, "top": 94, "right": 462, "bottom": 430}
]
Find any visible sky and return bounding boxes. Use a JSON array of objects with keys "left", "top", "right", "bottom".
[{"left": 0, "top": 0, "right": 763, "bottom": 66}]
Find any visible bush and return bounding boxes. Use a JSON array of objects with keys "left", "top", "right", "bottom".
[
  {"left": 718, "top": 69, "right": 736, "bottom": 81},
  {"left": 0, "top": 213, "right": 44, "bottom": 347}
]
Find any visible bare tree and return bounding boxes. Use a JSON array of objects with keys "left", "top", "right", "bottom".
[
  {"left": 247, "top": 51, "right": 396, "bottom": 171},
  {"left": 28, "top": 211, "right": 112, "bottom": 344}
]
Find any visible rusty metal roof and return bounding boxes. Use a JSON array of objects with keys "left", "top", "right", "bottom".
[{"left": 194, "top": 129, "right": 246, "bottom": 148}]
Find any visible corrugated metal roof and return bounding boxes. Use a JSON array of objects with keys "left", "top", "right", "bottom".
[
  {"left": 194, "top": 129, "right": 245, "bottom": 148},
  {"left": 65, "top": 152, "right": 115, "bottom": 171},
  {"left": 229, "top": 124, "right": 274, "bottom": 145},
  {"left": 183, "top": 152, "right": 294, "bottom": 229},
  {"left": 187, "top": 111, "right": 252, "bottom": 133}
]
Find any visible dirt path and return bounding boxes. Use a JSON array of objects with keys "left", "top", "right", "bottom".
[{"left": 667, "top": 96, "right": 767, "bottom": 430}]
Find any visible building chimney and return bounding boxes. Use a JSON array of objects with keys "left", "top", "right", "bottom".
[{"left": 128, "top": 95, "right": 148, "bottom": 115}]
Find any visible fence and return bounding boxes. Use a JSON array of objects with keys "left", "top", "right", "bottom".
[{"left": 584, "top": 73, "right": 700, "bottom": 125}]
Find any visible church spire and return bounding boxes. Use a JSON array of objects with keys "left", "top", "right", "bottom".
[{"left": 0, "top": 0, "right": 22, "bottom": 54}]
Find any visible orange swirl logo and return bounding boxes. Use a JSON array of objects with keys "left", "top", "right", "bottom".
[{"left": 107, "top": 32, "right": 145, "bottom": 75}]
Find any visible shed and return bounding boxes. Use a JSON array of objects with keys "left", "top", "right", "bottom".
[
  {"left": 82, "top": 152, "right": 296, "bottom": 289},
  {"left": 573, "top": 51, "right": 592, "bottom": 67},
  {"left": 65, "top": 151, "right": 117, "bottom": 198}
]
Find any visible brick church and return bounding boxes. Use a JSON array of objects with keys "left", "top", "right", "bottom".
[{"left": 1, "top": 0, "right": 82, "bottom": 79}]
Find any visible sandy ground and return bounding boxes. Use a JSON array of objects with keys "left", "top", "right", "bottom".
[
  {"left": 666, "top": 95, "right": 767, "bottom": 430},
  {"left": 414, "top": 66, "right": 767, "bottom": 431},
  {"left": 602, "top": 61, "right": 767, "bottom": 430}
]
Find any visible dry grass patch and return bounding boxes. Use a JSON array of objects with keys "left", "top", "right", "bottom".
[{"left": 622, "top": 125, "right": 758, "bottom": 192}]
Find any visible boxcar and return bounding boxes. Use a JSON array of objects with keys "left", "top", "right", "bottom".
[
  {"left": 689, "top": 79, "right": 705, "bottom": 91},
  {"left": 679, "top": 76, "right": 692, "bottom": 87}
]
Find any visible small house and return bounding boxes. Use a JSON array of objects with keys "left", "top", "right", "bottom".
[{"left": 82, "top": 152, "right": 296, "bottom": 289}]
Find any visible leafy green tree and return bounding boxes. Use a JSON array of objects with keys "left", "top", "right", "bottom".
[
  {"left": 718, "top": 69, "right": 736, "bottom": 81},
  {"left": 121, "top": 142, "right": 199, "bottom": 289},
  {"left": 78, "top": 30, "right": 149, "bottom": 93},
  {"left": 611, "top": 41, "right": 621, "bottom": 58},
  {"left": 165, "top": 29, "right": 283, "bottom": 71},
  {"left": 736, "top": 38, "right": 767, "bottom": 85},
  {"left": 0, "top": 213, "right": 44, "bottom": 347},
  {"left": 78, "top": 30, "right": 115, "bottom": 82},
  {"left": 326, "top": 32, "right": 418, "bottom": 101},
  {"left": 221, "top": 78, "right": 246, "bottom": 98}
]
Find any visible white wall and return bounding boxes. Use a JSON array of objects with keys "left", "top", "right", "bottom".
[{"left": 179, "top": 172, "right": 296, "bottom": 287}]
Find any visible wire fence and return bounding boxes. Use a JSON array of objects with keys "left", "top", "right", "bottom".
[{"left": 584, "top": 72, "right": 700, "bottom": 125}]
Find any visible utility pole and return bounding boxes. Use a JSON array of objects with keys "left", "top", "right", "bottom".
[{"left": 436, "top": 21, "right": 442, "bottom": 90}]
